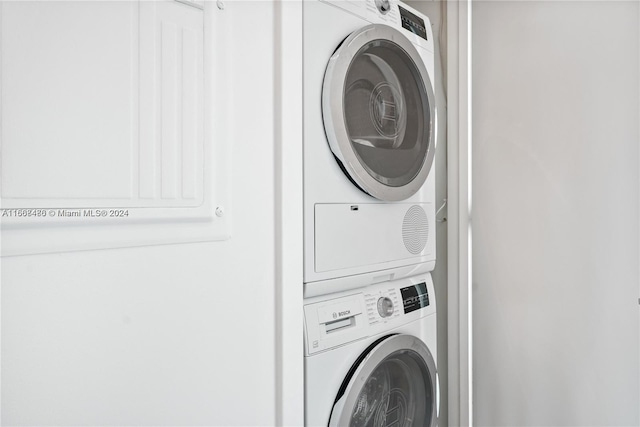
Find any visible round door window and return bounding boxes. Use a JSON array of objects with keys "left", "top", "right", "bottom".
[
  {"left": 344, "top": 40, "right": 429, "bottom": 188},
  {"left": 350, "top": 349, "right": 434, "bottom": 426},
  {"left": 330, "top": 335, "right": 437, "bottom": 427},
  {"left": 323, "top": 25, "right": 436, "bottom": 201}
]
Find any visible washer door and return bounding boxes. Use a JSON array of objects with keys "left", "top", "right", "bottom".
[
  {"left": 323, "top": 24, "right": 436, "bottom": 201},
  {"left": 329, "top": 334, "right": 437, "bottom": 427}
]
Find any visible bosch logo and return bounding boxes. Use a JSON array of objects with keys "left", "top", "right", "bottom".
[
  {"left": 333, "top": 312, "right": 338, "bottom": 319},
  {"left": 338, "top": 310, "right": 351, "bottom": 317}
]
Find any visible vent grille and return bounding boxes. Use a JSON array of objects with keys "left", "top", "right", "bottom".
[{"left": 402, "top": 205, "right": 429, "bottom": 255}]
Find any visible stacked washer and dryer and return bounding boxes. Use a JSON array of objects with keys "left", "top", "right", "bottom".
[{"left": 303, "top": 0, "right": 439, "bottom": 426}]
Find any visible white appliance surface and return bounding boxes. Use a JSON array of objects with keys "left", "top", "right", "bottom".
[
  {"left": 315, "top": 203, "right": 435, "bottom": 273},
  {"left": 303, "top": 0, "right": 437, "bottom": 296},
  {"left": 304, "top": 274, "right": 438, "bottom": 426}
]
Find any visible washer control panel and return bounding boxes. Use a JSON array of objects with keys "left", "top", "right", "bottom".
[
  {"left": 304, "top": 274, "right": 435, "bottom": 355},
  {"left": 400, "top": 281, "right": 430, "bottom": 313},
  {"left": 364, "top": 288, "right": 401, "bottom": 325}
]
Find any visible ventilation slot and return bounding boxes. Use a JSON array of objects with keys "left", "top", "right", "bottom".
[{"left": 402, "top": 205, "right": 429, "bottom": 254}]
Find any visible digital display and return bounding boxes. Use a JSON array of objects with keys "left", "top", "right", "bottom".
[
  {"left": 400, "top": 282, "right": 430, "bottom": 314},
  {"left": 399, "top": 6, "right": 428, "bottom": 41}
]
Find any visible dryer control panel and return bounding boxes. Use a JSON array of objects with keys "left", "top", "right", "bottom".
[
  {"left": 318, "top": 0, "right": 434, "bottom": 53},
  {"left": 398, "top": 5, "right": 427, "bottom": 41},
  {"left": 304, "top": 274, "right": 436, "bottom": 355}
]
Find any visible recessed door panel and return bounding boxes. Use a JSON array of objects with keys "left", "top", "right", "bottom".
[
  {"left": 1, "top": 1, "right": 204, "bottom": 208},
  {"left": 1, "top": 1, "right": 137, "bottom": 200}
]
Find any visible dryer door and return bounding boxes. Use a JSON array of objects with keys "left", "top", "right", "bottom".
[
  {"left": 329, "top": 334, "right": 437, "bottom": 427},
  {"left": 323, "top": 24, "right": 436, "bottom": 201}
]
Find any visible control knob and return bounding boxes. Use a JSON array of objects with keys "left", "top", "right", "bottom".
[
  {"left": 377, "top": 297, "right": 394, "bottom": 318},
  {"left": 375, "top": 0, "right": 391, "bottom": 14}
]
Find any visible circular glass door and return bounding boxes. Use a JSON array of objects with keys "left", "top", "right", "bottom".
[
  {"left": 329, "top": 334, "right": 437, "bottom": 427},
  {"left": 323, "top": 24, "right": 436, "bottom": 201}
]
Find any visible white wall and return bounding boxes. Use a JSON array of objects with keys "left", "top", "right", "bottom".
[
  {"left": 472, "top": 1, "right": 639, "bottom": 425},
  {"left": 1, "top": 2, "right": 294, "bottom": 425}
]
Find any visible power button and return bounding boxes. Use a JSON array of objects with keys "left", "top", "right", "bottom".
[{"left": 377, "top": 297, "right": 394, "bottom": 318}]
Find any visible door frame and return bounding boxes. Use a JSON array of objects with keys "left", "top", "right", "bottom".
[
  {"left": 446, "top": 0, "right": 472, "bottom": 426},
  {"left": 274, "top": 0, "right": 304, "bottom": 425}
]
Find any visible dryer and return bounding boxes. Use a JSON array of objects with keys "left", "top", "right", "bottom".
[
  {"left": 304, "top": 0, "right": 438, "bottom": 297},
  {"left": 304, "top": 274, "right": 439, "bottom": 426}
]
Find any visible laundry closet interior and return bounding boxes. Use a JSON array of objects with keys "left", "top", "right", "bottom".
[{"left": 0, "top": 1, "right": 638, "bottom": 426}]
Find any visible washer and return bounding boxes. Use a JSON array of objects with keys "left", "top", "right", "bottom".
[
  {"left": 304, "top": 274, "right": 438, "bottom": 426},
  {"left": 304, "top": 0, "right": 438, "bottom": 296}
]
